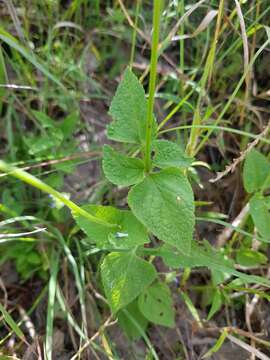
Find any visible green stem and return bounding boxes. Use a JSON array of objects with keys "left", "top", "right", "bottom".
[
  {"left": 144, "top": 0, "right": 162, "bottom": 173},
  {"left": 0, "top": 160, "right": 114, "bottom": 228}
]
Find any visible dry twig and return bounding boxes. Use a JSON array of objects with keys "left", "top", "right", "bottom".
[{"left": 210, "top": 121, "right": 270, "bottom": 183}]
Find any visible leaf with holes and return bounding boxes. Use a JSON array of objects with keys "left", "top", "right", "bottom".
[
  {"left": 153, "top": 140, "right": 193, "bottom": 169},
  {"left": 138, "top": 282, "right": 175, "bottom": 327},
  {"left": 107, "top": 68, "right": 148, "bottom": 144},
  {"left": 101, "top": 252, "right": 157, "bottom": 313},
  {"left": 243, "top": 149, "right": 270, "bottom": 193},
  {"left": 102, "top": 145, "right": 144, "bottom": 186},
  {"left": 73, "top": 205, "right": 149, "bottom": 249},
  {"left": 128, "top": 167, "right": 195, "bottom": 253}
]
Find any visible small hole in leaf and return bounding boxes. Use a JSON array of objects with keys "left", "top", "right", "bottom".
[{"left": 151, "top": 150, "right": 155, "bottom": 159}]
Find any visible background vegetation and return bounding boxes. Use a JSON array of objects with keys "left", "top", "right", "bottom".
[{"left": 0, "top": 0, "right": 270, "bottom": 359}]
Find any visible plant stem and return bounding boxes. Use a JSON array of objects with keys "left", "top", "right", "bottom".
[
  {"left": 0, "top": 160, "right": 114, "bottom": 228},
  {"left": 144, "top": 0, "right": 162, "bottom": 173}
]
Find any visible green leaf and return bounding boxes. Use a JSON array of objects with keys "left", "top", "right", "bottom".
[
  {"left": 117, "top": 301, "right": 148, "bottom": 340},
  {"left": 210, "top": 248, "right": 234, "bottom": 286},
  {"left": 236, "top": 248, "right": 268, "bottom": 267},
  {"left": 101, "top": 252, "right": 157, "bottom": 313},
  {"left": 202, "top": 329, "right": 228, "bottom": 359},
  {"left": 27, "top": 251, "right": 42, "bottom": 265},
  {"left": 25, "top": 111, "right": 64, "bottom": 154},
  {"left": 207, "top": 289, "right": 223, "bottom": 320},
  {"left": 0, "top": 46, "right": 7, "bottom": 114},
  {"left": 0, "top": 303, "right": 24, "bottom": 340},
  {"left": 243, "top": 149, "right": 270, "bottom": 193},
  {"left": 180, "top": 290, "right": 202, "bottom": 326},
  {"left": 33, "top": 111, "right": 63, "bottom": 141},
  {"left": 102, "top": 145, "right": 144, "bottom": 186},
  {"left": 159, "top": 242, "right": 270, "bottom": 287},
  {"left": 57, "top": 112, "right": 79, "bottom": 139},
  {"left": 25, "top": 136, "right": 63, "bottom": 155},
  {"left": 138, "top": 282, "right": 175, "bottom": 327},
  {"left": 128, "top": 168, "right": 195, "bottom": 253},
  {"left": 265, "top": 196, "right": 270, "bottom": 208},
  {"left": 33, "top": 111, "right": 55, "bottom": 128},
  {"left": 74, "top": 205, "right": 149, "bottom": 249},
  {"left": 153, "top": 140, "right": 193, "bottom": 169},
  {"left": 249, "top": 194, "right": 270, "bottom": 241},
  {"left": 107, "top": 68, "right": 148, "bottom": 144}
]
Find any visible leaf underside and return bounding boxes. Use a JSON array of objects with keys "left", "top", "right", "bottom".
[
  {"left": 101, "top": 252, "right": 157, "bottom": 313},
  {"left": 138, "top": 281, "right": 175, "bottom": 327}
]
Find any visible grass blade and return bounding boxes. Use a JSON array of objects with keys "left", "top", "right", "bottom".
[
  {"left": 0, "top": 303, "right": 25, "bottom": 340},
  {"left": 45, "top": 251, "right": 59, "bottom": 360}
]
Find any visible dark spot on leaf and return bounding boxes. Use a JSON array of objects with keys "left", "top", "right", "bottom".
[{"left": 159, "top": 312, "right": 164, "bottom": 316}]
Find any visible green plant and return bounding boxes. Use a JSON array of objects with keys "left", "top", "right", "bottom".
[
  {"left": 1, "top": 2, "right": 270, "bottom": 344},
  {"left": 243, "top": 149, "right": 270, "bottom": 241},
  {"left": 1, "top": 2, "right": 270, "bottom": 358},
  {"left": 70, "top": 2, "right": 270, "bottom": 338}
]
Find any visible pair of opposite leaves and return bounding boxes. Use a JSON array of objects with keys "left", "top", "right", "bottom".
[
  {"left": 74, "top": 68, "right": 195, "bottom": 316},
  {"left": 102, "top": 67, "right": 195, "bottom": 254}
]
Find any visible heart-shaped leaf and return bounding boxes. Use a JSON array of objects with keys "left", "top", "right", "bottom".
[
  {"left": 102, "top": 145, "right": 144, "bottom": 186},
  {"left": 101, "top": 252, "right": 157, "bottom": 313},
  {"left": 73, "top": 205, "right": 149, "bottom": 249},
  {"left": 128, "top": 168, "right": 195, "bottom": 253},
  {"left": 107, "top": 68, "right": 148, "bottom": 144},
  {"left": 153, "top": 140, "right": 193, "bottom": 169}
]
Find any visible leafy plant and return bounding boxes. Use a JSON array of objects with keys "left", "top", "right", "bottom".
[
  {"left": 0, "top": 3, "right": 269, "bottom": 344},
  {"left": 73, "top": 0, "right": 196, "bottom": 327},
  {"left": 1, "top": 2, "right": 270, "bottom": 357},
  {"left": 73, "top": 23, "right": 270, "bottom": 337}
]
